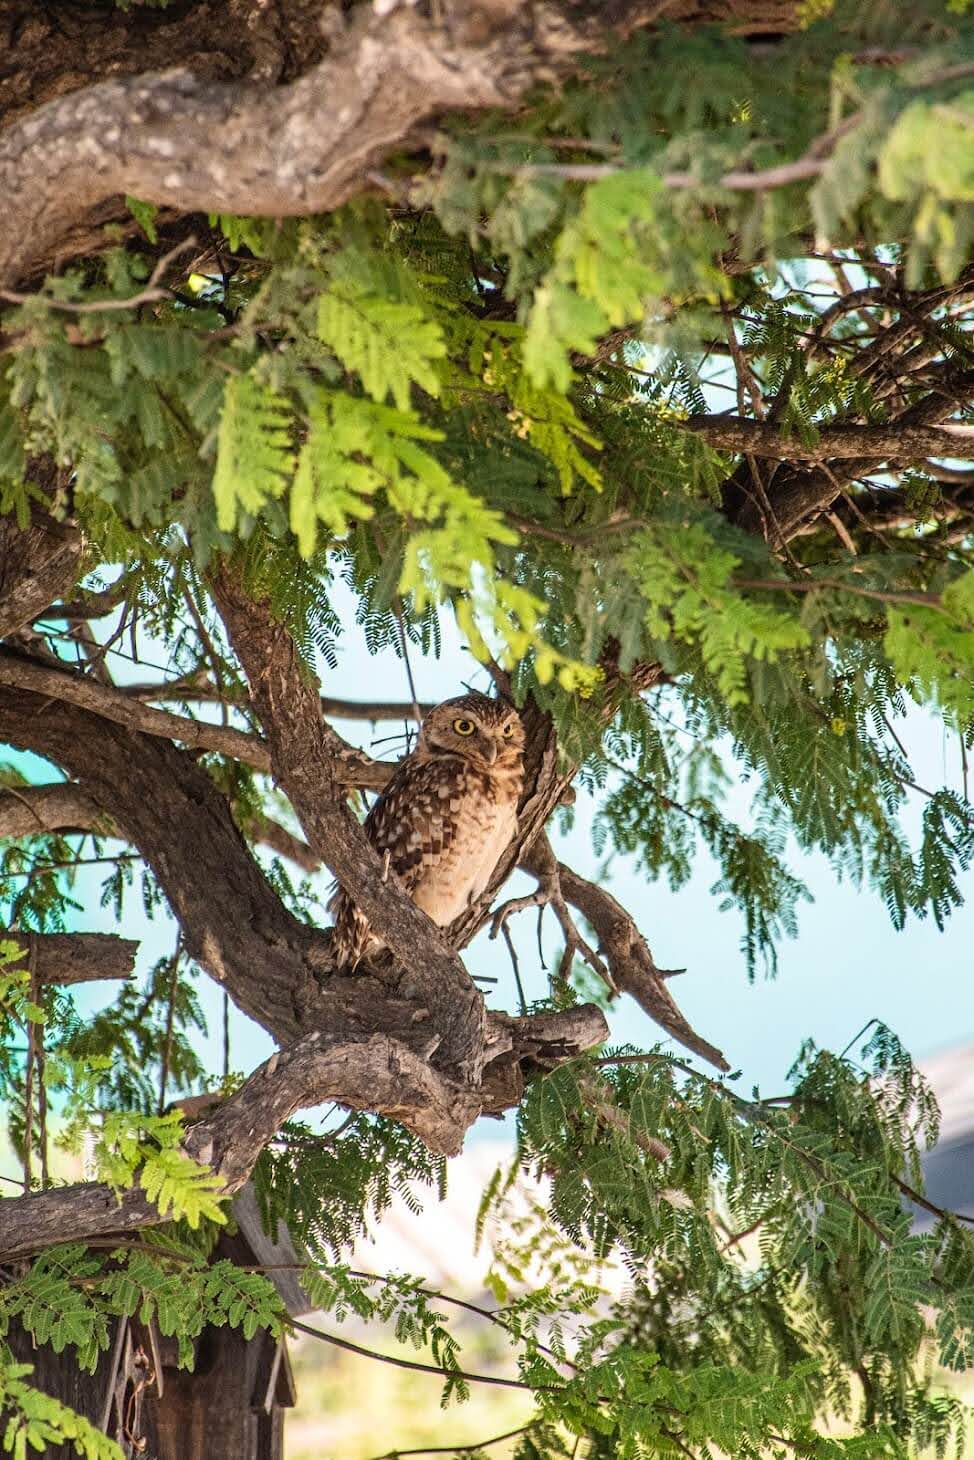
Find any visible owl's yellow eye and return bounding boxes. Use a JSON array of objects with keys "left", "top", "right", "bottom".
[
  {"left": 502, "top": 723, "right": 516, "bottom": 738},
  {"left": 453, "top": 718, "right": 475, "bottom": 736}
]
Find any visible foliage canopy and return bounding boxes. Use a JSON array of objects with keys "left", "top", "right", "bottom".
[{"left": 2, "top": 0, "right": 974, "bottom": 1455}]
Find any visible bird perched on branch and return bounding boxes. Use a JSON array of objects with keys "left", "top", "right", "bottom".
[{"left": 330, "top": 692, "right": 525, "bottom": 967}]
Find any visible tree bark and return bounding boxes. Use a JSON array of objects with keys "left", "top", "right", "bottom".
[
  {"left": 2, "top": 930, "right": 138, "bottom": 986},
  {"left": 0, "top": 0, "right": 800, "bottom": 289}
]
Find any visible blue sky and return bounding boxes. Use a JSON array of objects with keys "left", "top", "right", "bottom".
[{"left": 37, "top": 573, "right": 974, "bottom": 1128}]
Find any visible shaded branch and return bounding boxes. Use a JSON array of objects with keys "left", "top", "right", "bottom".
[
  {"left": 0, "top": 477, "right": 80, "bottom": 637},
  {"left": 0, "top": 1007, "right": 609, "bottom": 1259}
]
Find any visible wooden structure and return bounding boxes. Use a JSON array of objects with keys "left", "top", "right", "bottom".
[{"left": 8, "top": 1184, "right": 309, "bottom": 1460}]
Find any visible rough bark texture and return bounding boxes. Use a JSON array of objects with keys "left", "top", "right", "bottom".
[
  {"left": 0, "top": 0, "right": 799, "bottom": 289},
  {"left": 0, "top": 782, "right": 103, "bottom": 840},
  {"left": 0, "top": 1011, "right": 608, "bottom": 1259},
  {"left": 0, "top": 501, "right": 80, "bottom": 637},
  {"left": 2, "top": 930, "right": 139, "bottom": 986},
  {"left": 683, "top": 415, "right": 974, "bottom": 464}
]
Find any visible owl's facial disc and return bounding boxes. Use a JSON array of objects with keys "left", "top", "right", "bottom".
[{"left": 422, "top": 694, "right": 524, "bottom": 767}]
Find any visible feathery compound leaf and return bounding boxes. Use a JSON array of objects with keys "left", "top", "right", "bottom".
[
  {"left": 212, "top": 372, "right": 294, "bottom": 531},
  {"left": 139, "top": 1148, "right": 227, "bottom": 1228},
  {"left": 317, "top": 282, "right": 445, "bottom": 411}
]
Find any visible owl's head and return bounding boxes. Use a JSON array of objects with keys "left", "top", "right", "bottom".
[{"left": 420, "top": 692, "right": 524, "bottom": 771}]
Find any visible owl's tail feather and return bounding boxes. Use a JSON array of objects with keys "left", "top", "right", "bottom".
[{"left": 328, "top": 887, "right": 380, "bottom": 969}]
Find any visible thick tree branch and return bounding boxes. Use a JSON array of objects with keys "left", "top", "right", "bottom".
[
  {"left": 0, "top": 782, "right": 103, "bottom": 839},
  {"left": 0, "top": 0, "right": 793, "bottom": 289},
  {"left": 0, "top": 1032, "right": 479, "bottom": 1260},
  {"left": 0, "top": 491, "right": 80, "bottom": 637},
  {"left": 0, "top": 998, "right": 609, "bottom": 1260},
  {"left": 209, "top": 561, "right": 487, "bottom": 1081},
  {"left": 0, "top": 647, "right": 272, "bottom": 768},
  {"left": 2, "top": 930, "right": 138, "bottom": 986}
]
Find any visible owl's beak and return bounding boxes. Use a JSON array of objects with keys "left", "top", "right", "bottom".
[{"left": 480, "top": 736, "right": 498, "bottom": 765}]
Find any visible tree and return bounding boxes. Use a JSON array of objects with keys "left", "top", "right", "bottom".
[{"left": 1, "top": 0, "right": 974, "bottom": 1453}]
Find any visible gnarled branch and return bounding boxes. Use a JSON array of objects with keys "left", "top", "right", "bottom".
[{"left": 521, "top": 838, "right": 729, "bottom": 1072}]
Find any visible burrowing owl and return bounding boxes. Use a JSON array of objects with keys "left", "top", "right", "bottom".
[{"left": 330, "top": 692, "right": 525, "bottom": 967}]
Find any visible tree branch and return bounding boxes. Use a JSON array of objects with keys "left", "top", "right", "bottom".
[
  {"left": 681, "top": 413, "right": 974, "bottom": 463},
  {"left": 0, "top": 782, "right": 103, "bottom": 839},
  {"left": 0, "top": 477, "right": 80, "bottom": 637},
  {"left": 520, "top": 842, "right": 729, "bottom": 1072},
  {"left": 0, "top": 1031, "right": 481, "bottom": 1260},
  {"left": 0, "top": 1004, "right": 610, "bottom": 1260},
  {"left": 2, "top": 930, "right": 138, "bottom": 985},
  {"left": 0, "top": 0, "right": 785, "bottom": 289},
  {"left": 208, "top": 560, "right": 487, "bottom": 1081},
  {"left": 0, "top": 648, "right": 392, "bottom": 788},
  {"left": 0, "top": 647, "right": 272, "bottom": 768},
  {"left": 123, "top": 679, "right": 432, "bottom": 724}
]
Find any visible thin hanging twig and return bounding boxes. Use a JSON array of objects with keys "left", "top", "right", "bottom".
[
  {"left": 22, "top": 935, "right": 36, "bottom": 1189},
  {"left": 157, "top": 944, "right": 181, "bottom": 1115},
  {"left": 500, "top": 921, "right": 528, "bottom": 1015},
  {"left": 34, "top": 951, "right": 49, "bottom": 1190},
  {"left": 393, "top": 595, "right": 423, "bottom": 743}
]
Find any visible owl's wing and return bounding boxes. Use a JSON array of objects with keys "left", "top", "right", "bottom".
[{"left": 363, "top": 753, "right": 468, "bottom": 890}]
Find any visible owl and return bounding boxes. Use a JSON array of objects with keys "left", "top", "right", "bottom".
[{"left": 330, "top": 692, "right": 525, "bottom": 967}]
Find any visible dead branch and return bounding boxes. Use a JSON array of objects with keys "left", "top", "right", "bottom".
[
  {"left": 1, "top": 930, "right": 138, "bottom": 985},
  {"left": 520, "top": 842, "right": 729, "bottom": 1072}
]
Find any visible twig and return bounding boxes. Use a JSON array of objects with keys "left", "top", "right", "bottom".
[
  {"left": 288, "top": 1319, "right": 562, "bottom": 1393},
  {"left": 22, "top": 935, "right": 37, "bottom": 1189},
  {"left": 731, "top": 576, "right": 944, "bottom": 611},
  {"left": 366, "top": 1427, "right": 535, "bottom": 1460},
  {"left": 393, "top": 597, "right": 423, "bottom": 735},
  {"left": 490, "top": 835, "right": 614, "bottom": 995},
  {"left": 0, "top": 237, "right": 197, "bottom": 313},
  {"left": 500, "top": 920, "right": 528, "bottom": 1016},
  {"left": 157, "top": 946, "right": 181, "bottom": 1116}
]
